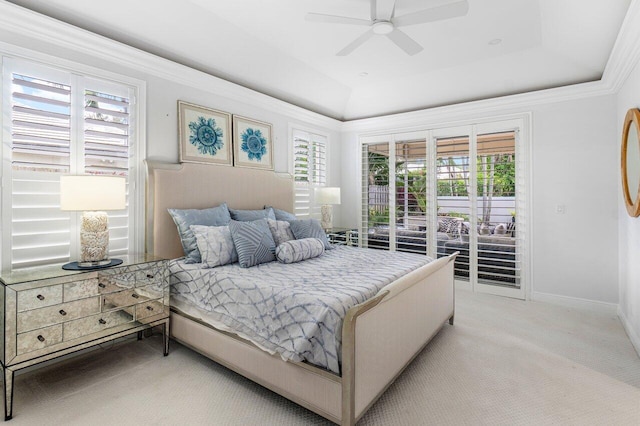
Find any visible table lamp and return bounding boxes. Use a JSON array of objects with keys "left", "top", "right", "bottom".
[
  {"left": 315, "top": 187, "right": 341, "bottom": 230},
  {"left": 60, "top": 175, "right": 126, "bottom": 270}
]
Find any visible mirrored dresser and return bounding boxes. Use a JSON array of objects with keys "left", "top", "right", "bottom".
[{"left": 0, "top": 254, "right": 169, "bottom": 420}]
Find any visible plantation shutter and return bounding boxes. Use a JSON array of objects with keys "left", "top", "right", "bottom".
[
  {"left": 3, "top": 59, "right": 136, "bottom": 270},
  {"left": 84, "top": 88, "right": 131, "bottom": 257},
  {"left": 293, "top": 130, "right": 326, "bottom": 218},
  {"left": 9, "top": 72, "right": 73, "bottom": 268}
]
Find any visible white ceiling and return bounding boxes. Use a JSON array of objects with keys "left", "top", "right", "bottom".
[{"left": 5, "top": 0, "right": 631, "bottom": 121}]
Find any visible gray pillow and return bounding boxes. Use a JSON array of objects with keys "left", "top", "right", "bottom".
[
  {"left": 264, "top": 205, "right": 296, "bottom": 221},
  {"left": 276, "top": 238, "right": 324, "bottom": 264},
  {"left": 190, "top": 225, "right": 238, "bottom": 268},
  {"left": 228, "top": 219, "right": 276, "bottom": 268},
  {"left": 168, "top": 203, "right": 231, "bottom": 263},
  {"left": 229, "top": 207, "right": 276, "bottom": 221},
  {"left": 289, "top": 219, "right": 332, "bottom": 250},
  {"left": 267, "top": 219, "right": 295, "bottom": 246}
]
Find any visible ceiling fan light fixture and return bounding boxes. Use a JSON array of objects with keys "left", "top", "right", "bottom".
[{"left": 372, "top": 21, "right": 394, "bottom": 35}]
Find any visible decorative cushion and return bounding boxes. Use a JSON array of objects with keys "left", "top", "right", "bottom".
[
  {"left": 289, "top": 219, "right": 332, "bottom": 250},
  {"left": 267, "top": 219, "right": 295, "bottom": 246},
  {"left": 439, "top": 217, "right": 460, "bottom": 235},
  {"left": 264, "top": 205, "right": 296, "bottom": 221},
  {"left": 228, "top": 219, "right": 276, "bottom": 268},
  {"left": 276, "top": 238, "right": 325, "bottom": 264},
  {"left": 167, "top": 203, "right": 231, "bottom": 263},
  {"left": 190, "top": 225, "right": 238, "bottom": 268}
]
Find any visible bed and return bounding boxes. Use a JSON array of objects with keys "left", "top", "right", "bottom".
[{"left": 146, "top": 161, "right": 456, "bottom": 425}]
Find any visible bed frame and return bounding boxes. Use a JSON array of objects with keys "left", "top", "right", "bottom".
[{"left": 146, "top": 161, "right": 456, "bottom": 425}]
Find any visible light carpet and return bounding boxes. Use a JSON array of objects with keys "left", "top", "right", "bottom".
[{"left": 8, "top": 288, "right": 640, "bottom": 425}]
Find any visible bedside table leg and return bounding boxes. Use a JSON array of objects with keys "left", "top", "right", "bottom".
[
  {"left": 163, "top": 320, "right": 170, "bottom": 356},
  {"left": 2, "top": 367, "right": 14, "bottom": 421}
]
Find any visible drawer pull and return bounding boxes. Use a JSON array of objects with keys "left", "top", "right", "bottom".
[
  {"left": 59, "top": 309, "right": 67, "bottom": 316},
  {"left": 146, "top": 274, "right": 154, "bottom": 279},
  {"left": 36, "top": 294, "right": 45, "bottom": 301},
  {"left": 131, "top": 293, "right": 140, "bottom": 299},
  {"left": 37, "top": 335, "right": 45, "bottom": 342},
  {"left": 98, "top": 283, "right": 106, "bottom": 288},
  {"left": 146, "top": 305, "right": 154, "bottom": 311},
  {"left": 98, "top": 318, "right": 106, "bottom": 325}
]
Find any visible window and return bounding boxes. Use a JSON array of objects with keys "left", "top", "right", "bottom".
[
  {"left": 2, "top": 58, "right": 140, "bottom": 270},
  {"left": 292, "top": 129, "right": 327, "bottom": 218}
]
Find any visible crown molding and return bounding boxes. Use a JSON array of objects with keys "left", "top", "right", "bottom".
[
  {"left": 601, "top": 0, "right": 640, "bottom": 93},
  {"left": 0, "top": 2, "right": 342, "bottom": 132},
  {"left": 1, "top": 0, "right": 639, "bottom": 135}
]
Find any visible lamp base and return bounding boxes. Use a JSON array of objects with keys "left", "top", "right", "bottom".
[
  {"left": 320, "top": 204, "right": 333, "bottom": 230},
  {"left": 62, "top": 258, "right": 123, "bottom": 271}
]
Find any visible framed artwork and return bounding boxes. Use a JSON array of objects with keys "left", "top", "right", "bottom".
[
  {"left": 178, "top": 101, "right": 232, "bottom": 166},
  {"left": 232, "top": 115, "right": 273, "bottom": 170}
]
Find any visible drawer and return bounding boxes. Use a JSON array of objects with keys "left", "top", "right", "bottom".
[
  {"left": 17, "top": 285, "right": 63, "bottom": 312},
  {"left": 136, "top": 299, "right": 165, "bottom": 321},
  {"left": 63, "top": 309, "right": 134, "bottom": 341},
  {"left": 97, "top": 275, "right": 135, "bottom": 295},
  {"left": 101, "top": 286, "right": 159, "bottom": 311},
  {"left": 17, "top": 297, "right": 100, "bottom": 333},
  {"left": 64, "top": 278, "right": 100, "bottom": 302},
  {"left": 16, "top": 324, "right": 63, "bottom": 355},
  {"left": 135, "top": 265, "right": 165, "bottom": 287}
]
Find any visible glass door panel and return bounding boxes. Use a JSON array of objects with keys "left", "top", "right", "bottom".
[
  {"left": 475, "top": 131, "right": 521, "bottom": 292},
  {"left": 395, "top": 139, "right": 428, "bottom": 254},
  {"left": 361, "top": 142, "right": 391, "bottom": 250},
  {"left": 435, "top": 135, "right": 471, "bottom": 281}
]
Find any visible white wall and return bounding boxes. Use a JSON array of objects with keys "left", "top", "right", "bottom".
[
  {"left": 340, "top": 94, "right": 619, "bottom": 305},
  {"left": 616, "top": 58, "right": 640, "bottom": 353}
]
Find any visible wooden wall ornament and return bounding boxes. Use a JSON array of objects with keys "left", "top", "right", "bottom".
[{"left": 621, "top": 108, "right": 640, "bottom": 217}]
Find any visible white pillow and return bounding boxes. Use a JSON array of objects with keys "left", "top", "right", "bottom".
[
  {"left": 267, "top": 219, "right": 295, "bottom": 246},
  {"left": 190, "top": 225, "right": 238, "bottom": 268},
  {"left": 275, "top": 238, "right": 325, "bottom": 264}
]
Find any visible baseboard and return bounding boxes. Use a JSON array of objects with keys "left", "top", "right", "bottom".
[
  {"left": 617, "top": 307, "right": 640, "bottom": 358},
  {"left": 530, "top": 291, "right": 618, "bottom": 314}
]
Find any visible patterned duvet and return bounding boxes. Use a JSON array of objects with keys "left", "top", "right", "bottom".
[{"left": 169, "top": 245, "right": 432, "bottom": 374}]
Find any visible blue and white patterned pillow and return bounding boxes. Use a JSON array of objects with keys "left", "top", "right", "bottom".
[
  {"left": 229, "top": 207, "right": 276, "bottom": 222},
  {"left": 267, "top": 219, "right": 295, "bottom": 246},
  {"left": 228, "top": 219, "right": 276, "bottom": 268},
  {"left": 168, "top": 203, "right": 231, "bottom": 263},
  {"left": 288, "top": 219, "right": 332, "bottom": 250},
  {"left": 190, "top": 225, "right": 238, "bottom": 268},
  {"left": 275, "top": 238, "right": 324, "bottom": 264}
]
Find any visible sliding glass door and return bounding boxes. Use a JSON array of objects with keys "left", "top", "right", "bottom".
[{"left": 360, "top": 119, "right": 527, "bottom": 299}]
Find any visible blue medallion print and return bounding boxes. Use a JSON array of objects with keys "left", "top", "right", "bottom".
[
  {"left": 188, "top": 116, "right": 224, "bottom": 156},
  {"left": 240, "top": 128, "right": 267, "bottom": 161}
]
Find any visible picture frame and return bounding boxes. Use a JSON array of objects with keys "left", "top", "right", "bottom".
[
  {"left": 232, "top": 115, "right": 273, "bottom": 170},
  {"left": 178, "top": 101, "right": 232, "bottom": 166}
]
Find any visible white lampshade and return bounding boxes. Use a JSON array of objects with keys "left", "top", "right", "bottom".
[
  {"left": 60, "top": 175, "right": 126, "bottom": 211},
  {"left": 315, "top": 187, "right": 341, "bottom": 205}
]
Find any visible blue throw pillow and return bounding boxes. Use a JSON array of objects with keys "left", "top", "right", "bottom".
[
  {"left": 229, "top": 207, "right": 276, "bottom": 221},
  {"left": 289, "top": 219, "right": 332, "bottom": 250},
  {"left": 168, "top": 203, "right": 231, "bottom": 263},
  {"left": 228, "top": 219, "right": 276, "bottom": 268},
  {"left": 276, "top": 238, "right": 325, "bottom": 264},
  {"left": 264, "top": 205, "right": 296, "bottom": 221}
]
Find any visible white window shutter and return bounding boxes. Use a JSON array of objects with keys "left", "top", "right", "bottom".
[
  {"left": 3, "top": 60, "right": 136, "bottom": 270},
  {"left": 293, "top": 131, "right": 326, "bottom": 219}
]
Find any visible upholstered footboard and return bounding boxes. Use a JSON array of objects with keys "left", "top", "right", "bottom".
[{"left": 169, "top": 253, "right": 456, "bottom": 425}]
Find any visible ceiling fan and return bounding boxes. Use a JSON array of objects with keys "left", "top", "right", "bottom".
[{"left": 306, "top": 0, "right": 469, "bottom": 56}]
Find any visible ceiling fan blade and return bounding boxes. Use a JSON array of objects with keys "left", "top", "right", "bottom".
[
  {"left": 386, "top": 29, "right": 423, "bottom": 56},
  {"left": 337, "top": 30, "right": 375, "bottom": 56},
  {"left": 372, "top": 0, "right": 396, "bottom": 21},
  {"left": 393, "top": 0, "right": 469, "bottom": 27},
  {"left": 306, "top": 12, "right": 371, "bottom": 26}
]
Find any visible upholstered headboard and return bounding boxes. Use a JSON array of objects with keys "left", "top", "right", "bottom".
[{"left": 146, "top": 161, "right": 294, "bottom": 260}]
